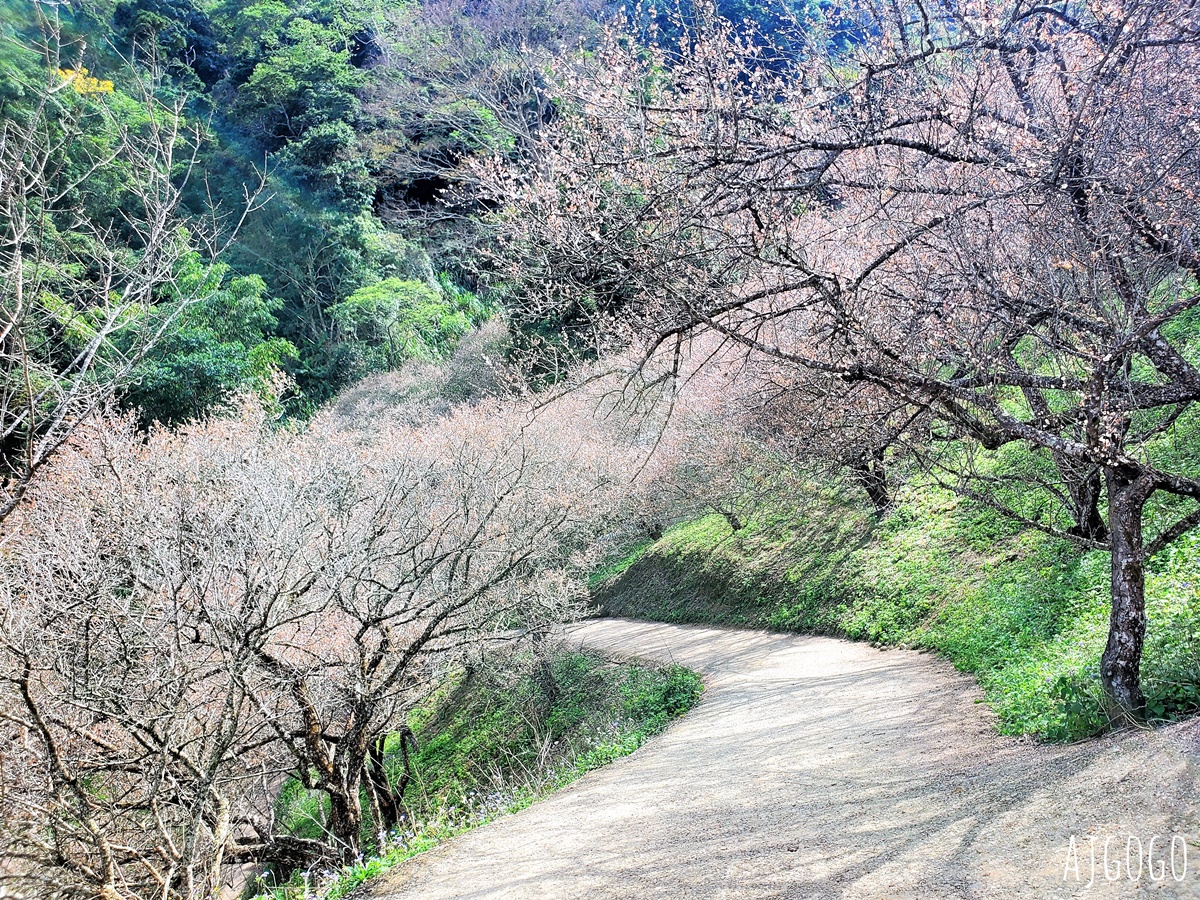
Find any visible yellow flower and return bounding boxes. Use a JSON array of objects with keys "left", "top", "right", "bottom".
[{"left": 57, "top": 67, "right": 114, "bottom": 94}]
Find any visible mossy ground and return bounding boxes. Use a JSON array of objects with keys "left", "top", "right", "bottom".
[{"left": 594, "top": 478, "right": 1200, "bottom": 742}]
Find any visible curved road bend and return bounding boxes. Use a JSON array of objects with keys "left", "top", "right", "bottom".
[{"left": 366, "top": 619, "right": 1200, "bottom": 899}]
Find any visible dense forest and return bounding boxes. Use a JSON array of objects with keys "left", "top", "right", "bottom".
[
  {"left": 0, "top": 0, "right": 834, "bottom": 419},
  {"left": 3, "top": 0, "right": 1200, "bottom": 897}
]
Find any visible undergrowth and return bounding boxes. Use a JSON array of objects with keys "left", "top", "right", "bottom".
[
  {"left": 254, "top": 646, "right": 702, "bottom": 898},
  {"left": 594, "top": 479, "right": 1200, "bottom": 742}
]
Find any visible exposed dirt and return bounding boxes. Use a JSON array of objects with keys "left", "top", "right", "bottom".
[{"left": 365, "top": 619, "right": 1200, "bottom": 899}]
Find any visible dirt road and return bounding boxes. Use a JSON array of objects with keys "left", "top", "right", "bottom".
[{"left": 366, "top": 619, "right": 1200, "bottom": 898}]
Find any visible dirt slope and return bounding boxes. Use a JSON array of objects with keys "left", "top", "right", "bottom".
[{"left": 365, "top": 619, "right": 1200, "bottom": 899}]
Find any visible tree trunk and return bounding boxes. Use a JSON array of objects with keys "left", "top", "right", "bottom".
[
  {"left": 327, "top": 782, "right": 364, "bottom": 863},
  {"left": 1061, "top": 459, "right": 1108, "bottom": 542},
  {"left": 849, "top": 449, "right": 889, "bottom": 511},
  {"left": 1023, "top": 388, "right": 1108, "bottom": 541},
  {"left": 393, "top": 728, "right": 417, "bottom": 818},
  {"left": 1100, "top": 470, "right": 1151, "bottom": 719},
  {"left": 364, "top": 732, "right": 412, "bottom": 833},
  {"left": 533, "top": 652, "right": 559, "bottom": 712}
]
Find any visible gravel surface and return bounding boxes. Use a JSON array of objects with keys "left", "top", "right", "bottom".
[{"left": 365, "top": 619, "right": 1200, "bottom": 899}]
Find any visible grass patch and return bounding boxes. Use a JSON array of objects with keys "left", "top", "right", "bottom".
[
  {"left": 594, "top": 477, "right": 1200, "bottom": 742},
  {"left": 254, "top": 645, "right": 702, "bottom": 898},
  {"left": 587, "top": 538, "right": 654, "bottom": 588}
]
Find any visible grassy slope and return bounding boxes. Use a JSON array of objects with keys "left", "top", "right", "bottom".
[
  {"left": 406, "top": 647, "right": 702, "bottom": 809},
  {"left": 262, "top": 647, "right": 702, "bottom": 899},
  {"left": 593, "top": 481, "right": 1200, "bottom": 741}
]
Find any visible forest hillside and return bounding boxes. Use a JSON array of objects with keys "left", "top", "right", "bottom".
[{"left": 2, "top": 1, "right": 1200, "bottom": 897}]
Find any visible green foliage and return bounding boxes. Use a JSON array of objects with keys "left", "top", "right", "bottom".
[
  {"left": 594, "top": 474, "right": 1200, "bottom": 742},
  {"left": 234, "top": 27, "right": 366, "bottom": 149},
  {"left": 0, "top": 21, "right": 51, "bottom": 114},
  {"left": 0, "top": 34, "right": 241, "bottom": 451},
  {"left": 113, "top": 0, "right": 224, "bottom": 88},
  {"left": 124, "top": 259, "right": 295, "bottom": 423},
  {"left": 330, "top": 279, "right": 442, "bottom": 358},
  {"left": 327, "top": 276, "right": 483, "bottom": 380},
  {"left": 8, "top": 0, "right": 601, "bottom": 417},
  {"left": 273, "top": 120, "right": 373, "bottom": 207}
]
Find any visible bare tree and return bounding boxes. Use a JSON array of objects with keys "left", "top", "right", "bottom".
[
  {"left": 616, "top": 344, "right": 813, "bottom": 534},
  {"left": 734, "top": 361, "right": 925, "bottom": 512},
  {"left": 486, "top": 0, "right": 1200, "bottom": 717},
  {"left": 0, "top": 415, "right": 277, "bottom": 899},
  {"left": 0, "top": 363, "right": 626, "bottom": 896},
  {"left": 234, "top": 393, "right": 619, "bottom": 865}
]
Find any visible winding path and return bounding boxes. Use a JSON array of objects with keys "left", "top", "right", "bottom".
[{"left": 366, "top": 619, "right": 1200, "bottom": 898}]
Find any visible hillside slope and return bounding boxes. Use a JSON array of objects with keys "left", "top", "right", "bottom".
[{"left": 593, "top": 481, "right": 1200, "bottom": 740}]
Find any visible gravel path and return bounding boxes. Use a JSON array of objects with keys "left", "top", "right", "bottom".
[{"left": 366, "top": 619, "right": 1200, "bottom": 899}]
